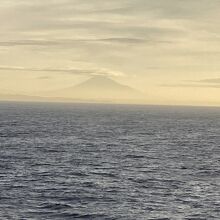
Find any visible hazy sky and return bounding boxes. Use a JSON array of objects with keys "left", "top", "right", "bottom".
[{"left": 0, "top": 0, "right": 220, "bottom": 106}]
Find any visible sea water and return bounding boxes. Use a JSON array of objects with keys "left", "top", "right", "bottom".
[{"left": 0, "top": 102, "right": 219, "bottom": 219}]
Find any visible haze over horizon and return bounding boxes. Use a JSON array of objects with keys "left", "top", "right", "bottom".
[
  {"left": 0, "top": 0, "right": 220, "bottom": 106},
  {"left": 44, "top": 75, "right": 144, "bottom": 102}
]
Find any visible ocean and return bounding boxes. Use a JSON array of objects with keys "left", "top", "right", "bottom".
[{"left": 0, "top": 102, "right": 219, "bottom": 219}]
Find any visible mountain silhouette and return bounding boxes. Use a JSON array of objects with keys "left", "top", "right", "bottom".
[
  {"left": 74, "top": 75, "right": 137, "bottom": 93},
  {"left": 46, "top": 75, "right": 144, "bottom": 102}
]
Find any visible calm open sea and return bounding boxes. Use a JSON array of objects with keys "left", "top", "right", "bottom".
[{"left": 0, "top": 102, "right": 219, "bottom": 219}]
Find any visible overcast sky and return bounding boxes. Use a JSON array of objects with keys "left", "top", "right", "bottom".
[{"left": 0, "top": 0, "right": 220, "bottom": 105}]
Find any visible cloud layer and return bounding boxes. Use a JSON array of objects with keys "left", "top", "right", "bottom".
[
  {"left": 162, "top": 78, "right": 220, "bottom": 88},
  {"left": 0, "top": 65, "right": 124, "bottom": 77}
]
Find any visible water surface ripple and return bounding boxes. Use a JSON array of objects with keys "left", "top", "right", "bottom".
[{"left": 0, "top": 102, "right": 219, "bottom": 219}]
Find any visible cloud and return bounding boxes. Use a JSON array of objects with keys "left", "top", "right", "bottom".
[
  {"left": 0, "top": 0, "right": 188, "bottom": 45},
  {"left": 0, "top": 40, "right": 60, "bottom": 47},
  {"left": 0, "top": 37, "right": 172, "bottom": 47},
  {"left": 0, "top": 65, "right": 124, "bottom": 77},
  {"left": 1, "top": 0, "right": 219, "bottom": 40},
  {"left": 161, "top": 84, "right": 220, "bottom": 88},
  {"left": 196, "top": 78, "right": 220, "bottom": 84},
  {"left": 36, "top": 76, "right": 51, "bottom": 80},
  {"left": 161, "top": 78, "right": 220, "bottom": 88}
]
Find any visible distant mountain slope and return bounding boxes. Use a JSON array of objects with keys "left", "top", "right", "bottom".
[
  {"left": 0, "top": 76, "right": 146, "bottom": 104},
  {"left": 46, "top": 76, "right": 144, "bottom": 102},
  {"left": 74, "top": 75, "right": 134, "bottom": 91}
]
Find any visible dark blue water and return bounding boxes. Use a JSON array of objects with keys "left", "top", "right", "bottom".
[{"left": 0, "top": 102, "right": 219, "bottom": 219}]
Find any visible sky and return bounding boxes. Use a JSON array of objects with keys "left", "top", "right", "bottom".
[{"left": 0, "top": 0, "right": 220, "bottom": 106}]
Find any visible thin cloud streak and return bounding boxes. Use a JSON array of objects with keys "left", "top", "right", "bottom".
[
  {"left": 161, "top": 84, "right": 220, "bottom": 88},
  {"left": 161, "top": 78, "right": 220, "bottom": 88},
  {"left": 0, "top": 66, "right": 125, "bottom": 77},
  {"left": 196, "top": 78, "right": 220, "bottom": 84},
  {"left": 0, "top": 37, "right": 172, "bottom": 47}
]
